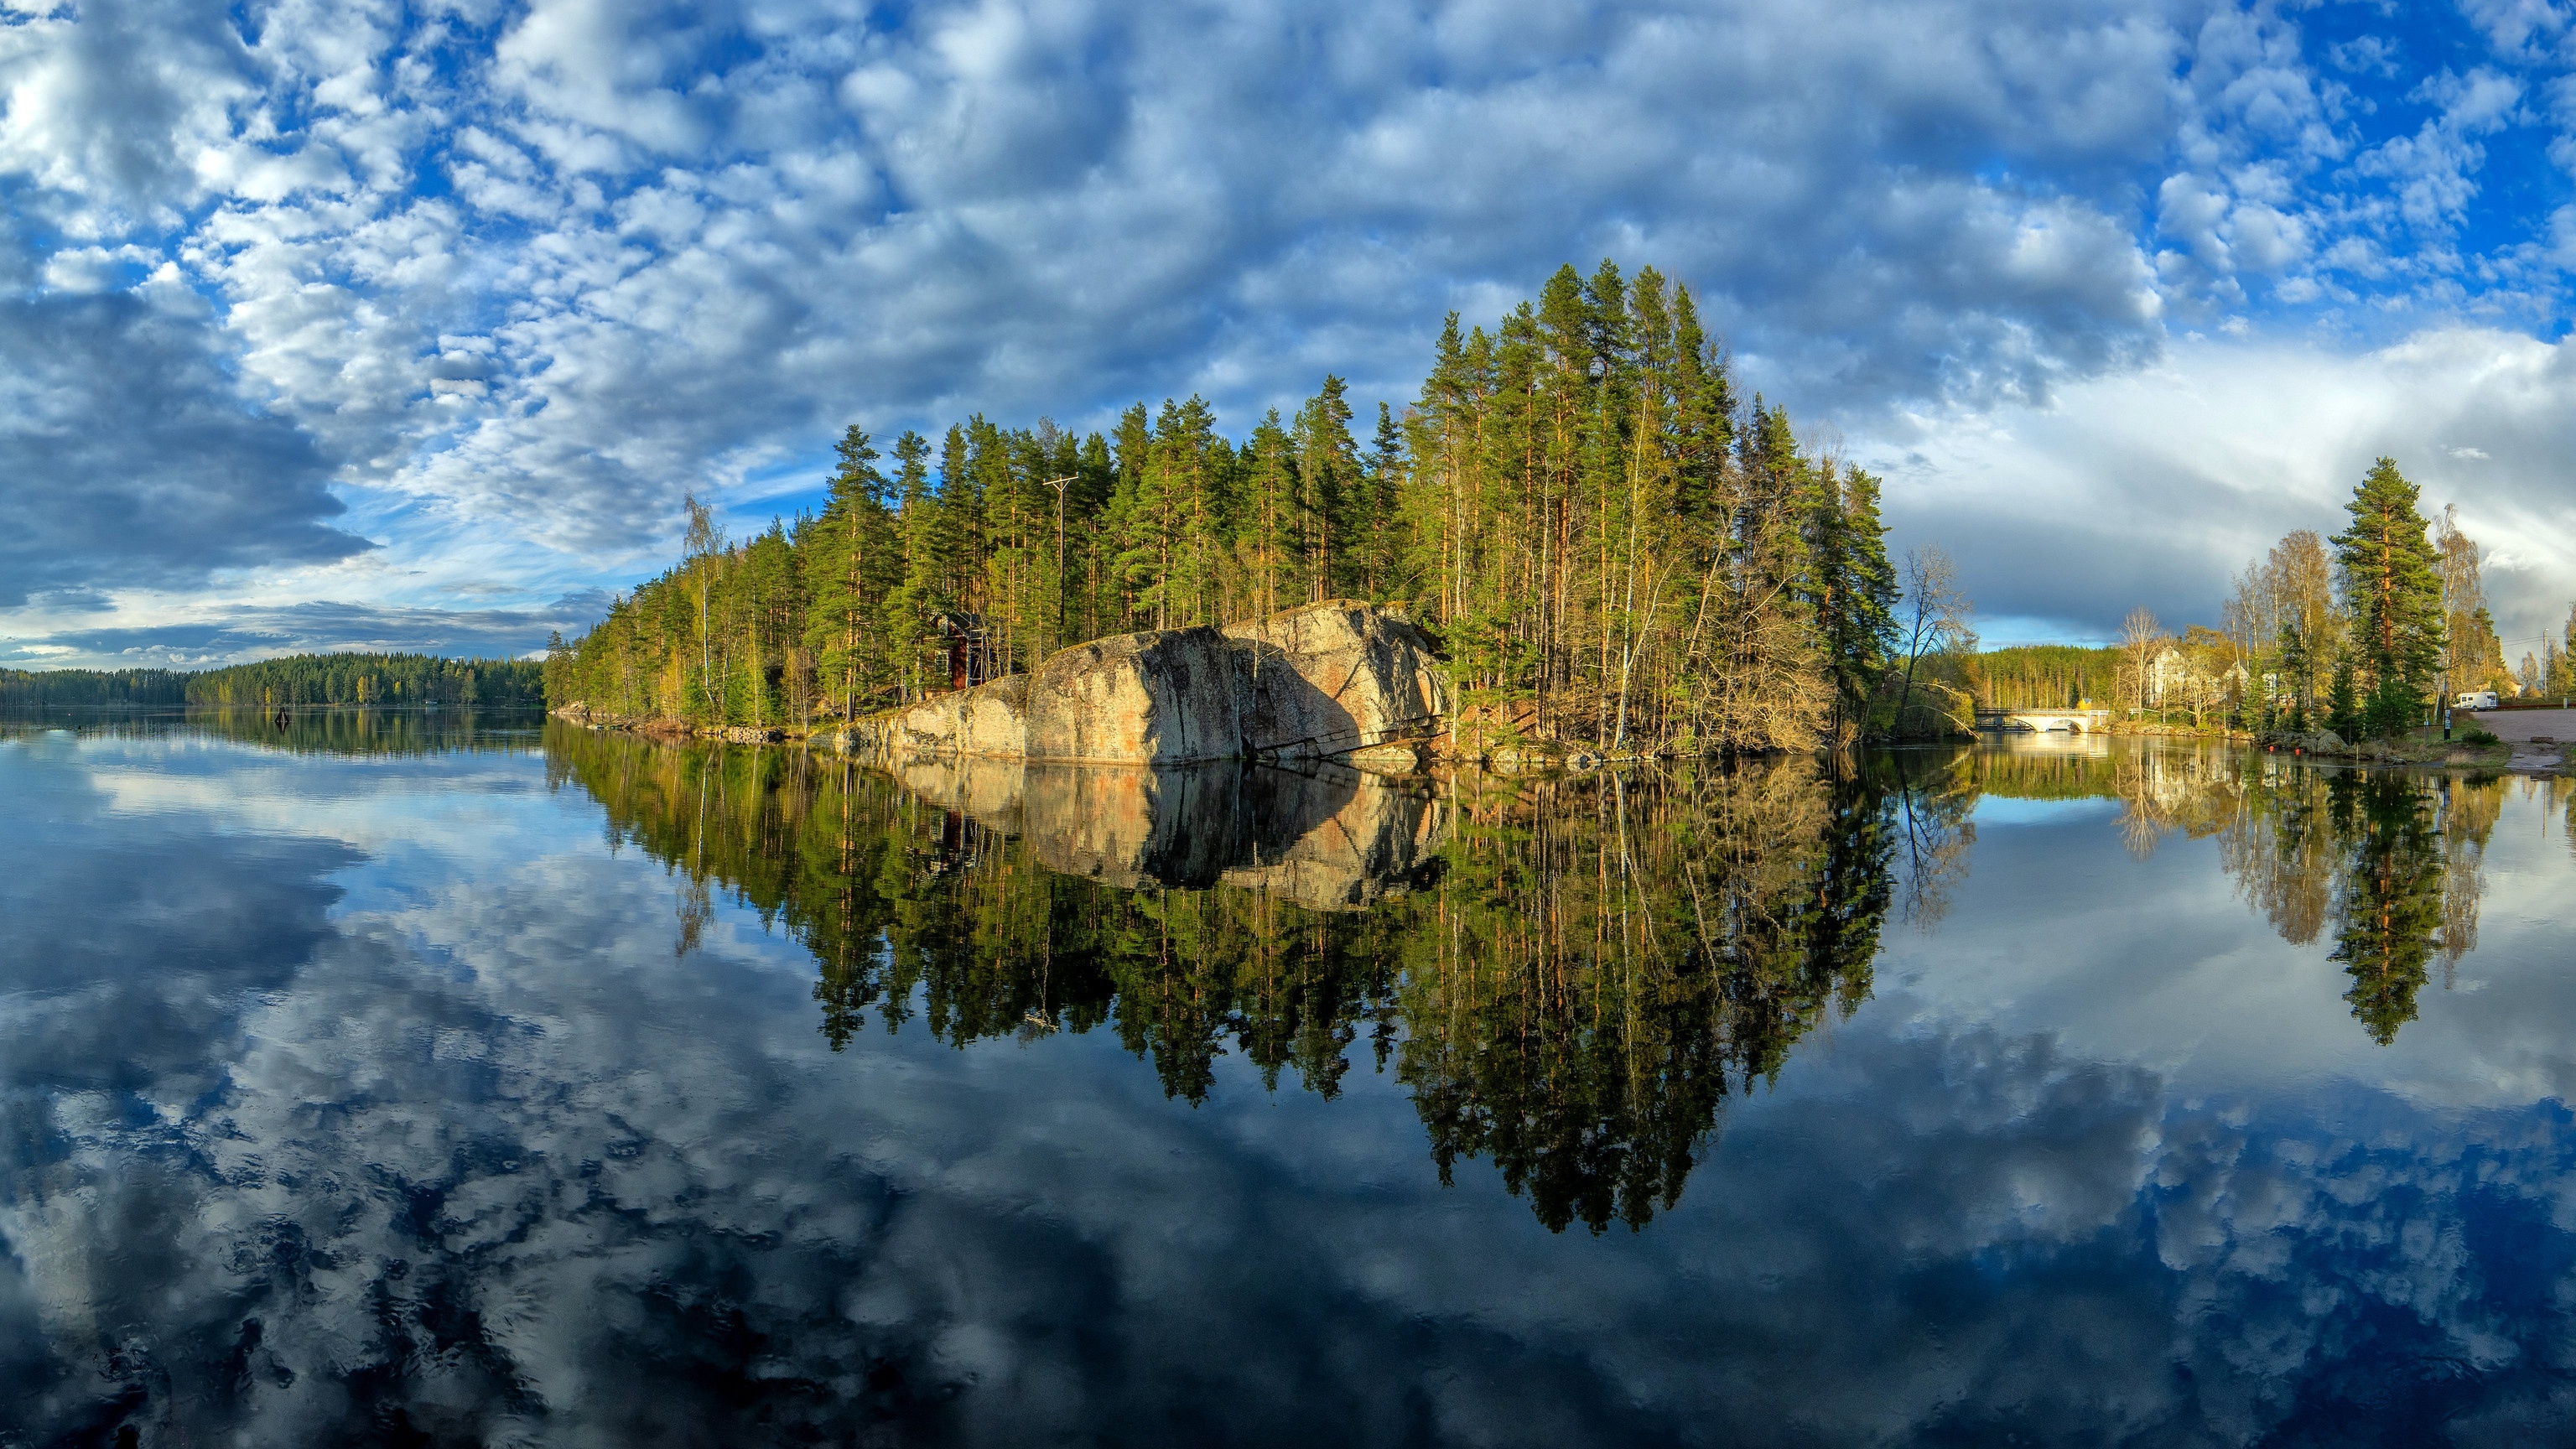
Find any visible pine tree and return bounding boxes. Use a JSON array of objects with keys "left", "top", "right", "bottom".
[
  {"left": 806, "top": 426, "right": 894, "bottom": 723},
  {"left": 1293, "top": 376, "right": 1359, "bottom": 603},
  {"left": 2331, "top": 458, "right": 2445, "bottom": 718}
]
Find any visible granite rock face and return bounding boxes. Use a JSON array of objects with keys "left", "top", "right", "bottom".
[
  {"left": 883, "top": 674, "right": 1031, "bottom": 759},
  {"left": 1223, "top": 600, "right": 1450, "bottom": 759},
  {"left": 1026, "top": 627, "right": 1244, "bottom": 764},
  {"left": 841, "top": 605, "right": 1448, "bottom": 767}
]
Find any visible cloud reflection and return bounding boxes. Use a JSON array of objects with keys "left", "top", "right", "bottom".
[{"left": 5, "top": 731, "right": 2576, "bottom": 1443}]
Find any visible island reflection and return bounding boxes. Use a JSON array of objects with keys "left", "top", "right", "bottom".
[
  {"left": 548, "top": 724, "right": 1903, "bottom": 1232},
  {"left": 551, "top": 724, "right": 2576, "bottom": 1220},
  {"left": 13, "top": 722, "right": 2576, "bottom": 1442}
]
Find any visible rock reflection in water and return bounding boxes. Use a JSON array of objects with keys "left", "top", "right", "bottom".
[
  {"left": 887, "top": 754, "right": 1441, "bottom": 905},
  {"left": 548, "top": 726, "right": 1900, "bottom": 1232}
]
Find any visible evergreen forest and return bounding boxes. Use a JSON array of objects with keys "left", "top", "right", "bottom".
[
  {"left": 0, "top": 667, "right": 187, "bottom": 709},
  {"left": 1963, "top": 644, "right": 2122, "bottom": 712},
  {"left": 551, "top": 262, "right": 1941, "bottom": 750},
  {"left": 1, "top": 654, "right": 543, "bottom": 710}
]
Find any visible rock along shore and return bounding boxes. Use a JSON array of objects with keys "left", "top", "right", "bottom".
[{"left": 834, "top": 600, "right": 1451, "bottom": 768}]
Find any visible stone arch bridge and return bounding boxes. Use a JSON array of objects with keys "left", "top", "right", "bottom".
[{"left": 1974, "top": 708, "right": 2113, "bottom": 734}]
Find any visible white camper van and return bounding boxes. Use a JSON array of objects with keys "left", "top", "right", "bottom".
[{"left": 2454, "top": 690, "right": 2499, "bottom": 711}]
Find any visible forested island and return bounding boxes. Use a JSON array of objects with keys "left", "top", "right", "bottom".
[
  {"left": 550, "top": 262, "right": 1978, "bottom": 753},
  {"left": 0, "top": 653, "right": 543, "bottom": 710}
]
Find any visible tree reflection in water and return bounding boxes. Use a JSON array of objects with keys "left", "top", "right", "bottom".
[
  {"left": 1952, "top": 741, "right": 2567, "bottom": 1046},
  {"left": 545, "top": 725, "right": 1904, "bottom": 1233},
  {"left": 2229, "top": 764, "right": 2521, "bottom": 1045},
  {"left": 544, "top": 724, "right": 2572, "bottom": 1227}
]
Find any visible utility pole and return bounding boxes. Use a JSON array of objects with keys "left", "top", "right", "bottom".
[{"left": 1042, "top": 475, "right": 1075, "bottom": 643}]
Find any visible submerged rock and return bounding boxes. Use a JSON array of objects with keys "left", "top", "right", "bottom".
[{"left": 1343, "top": 740, "right": 1425, "bottom": 774}]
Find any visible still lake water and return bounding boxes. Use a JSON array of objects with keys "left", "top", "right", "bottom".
[{"left": 3, "top": 714, "right": 2573, "bottom": 1446}]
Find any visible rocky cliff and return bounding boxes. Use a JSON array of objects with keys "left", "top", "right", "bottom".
[
  {"left": 839, "top": 601, "right": 1447, "bottom": 768},
  {"left": 1224, "top": 600, "right": 1449, "bottom": 758}
]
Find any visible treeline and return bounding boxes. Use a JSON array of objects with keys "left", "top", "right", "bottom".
[
  {"left": 0, "top": 667, "right": 188, "bottom": 708},
  {"left": 3, "top": 654, "right": 543, "bottom": 710},
  {"left": 556, "top": 261, "right": 1976, "bottom": 749},
  {"left": 1964, "top": 643, "right": 2120, "bottom": 711},
  {"left": 186, "top": 654, "right": 543, "bottom": 708}
]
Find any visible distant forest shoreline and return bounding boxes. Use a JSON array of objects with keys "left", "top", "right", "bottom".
[{"left": 0, "top": 654, "right": 544, "bottom": 710}]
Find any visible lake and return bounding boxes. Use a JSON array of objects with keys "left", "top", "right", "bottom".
[{"left": 3, "top": 715, "right": 2573, "bottom": 1446}]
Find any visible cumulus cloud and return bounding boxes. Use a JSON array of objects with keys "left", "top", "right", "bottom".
[
  {"left": 1877, "top": 326, "right": 2576, "bottom": 642},
  {"left": 0, "top": 595, "right": 611, "bottom": 668},
  {"left": 0, "top": 0, "right": 2568, "bottom": 651},
  {"left": 0, "top": 293, "right": 372, "bottom": 608}
]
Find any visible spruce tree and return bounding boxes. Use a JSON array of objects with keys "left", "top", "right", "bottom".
[
  {"left": 1808, "top": 463, "right": 1898, "bottom": 741},
  {"left": 1363, "top": 402, "right": 1405, "bottom": 600},
  {"left": 2324, "top": 656, "right": 2361, "bottom": 740},
  {"left": 2277, "top": 621, "right": 2312, "bottom": 723}
]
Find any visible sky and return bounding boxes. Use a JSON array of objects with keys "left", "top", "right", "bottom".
[{"left": 1, "top": 0, "right": 2573, "bottom": 669}]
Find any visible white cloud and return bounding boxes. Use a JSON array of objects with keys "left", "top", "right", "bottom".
[
  {"left": 0, "top": 0, "right": 2567, "bottom": 654},
  {"left": 1872, "top": 325, "right": 2576, "bottom": 641}
]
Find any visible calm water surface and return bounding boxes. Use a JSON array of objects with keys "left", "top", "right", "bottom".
[{"left": 3, "top": 714, "right": 2573, "bottom": 1446}]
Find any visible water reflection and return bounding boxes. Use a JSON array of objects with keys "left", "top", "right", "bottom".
[
  {"left": 1955, "top": 740, "right": 2559, "bottom": 1046},
  {"left": 11, "top": 723, "right": 2576, "bottom": 1444},
  {"left": 539, "top": 727, "right": 2576, "bottom": 1235},
  {"left": 546, "top": 727, "right": 1903, "bottom": 1232},
  {"left": 1, "top": 706, "right": 542, "bottom": 756}
]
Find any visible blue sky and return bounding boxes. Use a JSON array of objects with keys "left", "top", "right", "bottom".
[{"left": 2, "top": 0, "right": 2573, "bottom": 667}]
